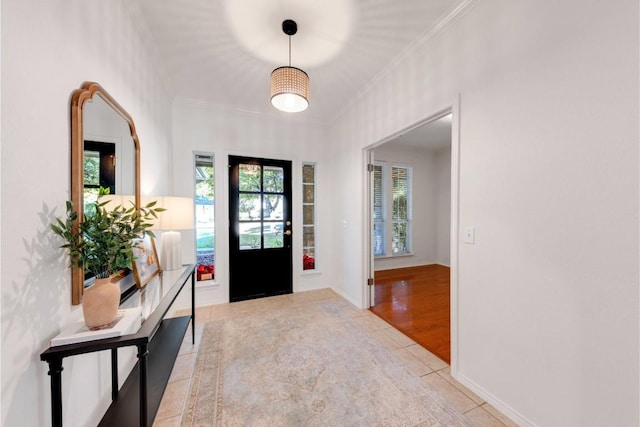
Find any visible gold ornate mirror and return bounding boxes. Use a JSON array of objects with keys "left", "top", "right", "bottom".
[{"left": 70, "top": 82, "right": 140, "bottom": 304}]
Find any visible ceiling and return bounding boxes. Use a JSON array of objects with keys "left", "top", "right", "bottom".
[
  {"left": 135, "top": 0, "right": 467, "bottom": 122},
  {"left": 387, "top": 114, "right": 452, "bottom": 152}
]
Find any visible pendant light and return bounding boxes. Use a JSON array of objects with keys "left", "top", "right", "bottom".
[{"left": 270, "top": 20, "right": 309, "bottom": 113}]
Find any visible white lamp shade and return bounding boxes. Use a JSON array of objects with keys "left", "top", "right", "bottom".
[
  {"left": 160, "top": 231, "right": 182, "bottom": 271},
  {"left": 143, "top": 196, "right": 194, "bottom": 271},
  {"left": 147, "top": 196, "right": 194, "bottom": 231}
]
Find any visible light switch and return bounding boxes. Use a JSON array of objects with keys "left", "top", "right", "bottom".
[{"left": 463, "top": 227, "right": 475, "bottom": 244}]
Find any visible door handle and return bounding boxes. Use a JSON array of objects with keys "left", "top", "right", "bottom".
[{"left": 284, "top": 230, "right": 292, "bottom": 236}]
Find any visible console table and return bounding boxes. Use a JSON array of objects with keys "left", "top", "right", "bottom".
[{"left": 40, "top": 264, "right": 196, "bottom": 427}]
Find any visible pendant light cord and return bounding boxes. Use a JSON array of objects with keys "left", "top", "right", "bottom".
[{"left": 288, "top": 36, "right": 292, "bottom": 66}]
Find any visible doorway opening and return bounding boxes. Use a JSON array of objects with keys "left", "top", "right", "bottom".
[{"left": 365, "top": 108, "right": 458, "bottom": 365}]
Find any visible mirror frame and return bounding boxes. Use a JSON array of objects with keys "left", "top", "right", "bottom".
[{"left": 70, "top": 82, "right": 140, "bottom": 305}]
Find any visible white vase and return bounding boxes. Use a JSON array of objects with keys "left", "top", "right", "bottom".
[{"left": 82, "top": 277, "right": 120, "bottom": 329}]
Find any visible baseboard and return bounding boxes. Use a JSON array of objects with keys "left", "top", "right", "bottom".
[
  {"left": 329, "top": 286, "right": 363, "bottom": 309},
  {"left": 374, "top": 262, "right": 450, "bottom": 272},
  {"left": 452, "top": 370, "right": 537, "bottom": 427}
]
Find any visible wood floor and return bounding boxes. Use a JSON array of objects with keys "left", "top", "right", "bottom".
[{"left": 370, "top": 264, "right": 450, "bottom": 364}]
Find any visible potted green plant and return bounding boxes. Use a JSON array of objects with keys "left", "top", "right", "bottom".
[{"left": 51, "top": 190, "right": 165, "bottom": 329}]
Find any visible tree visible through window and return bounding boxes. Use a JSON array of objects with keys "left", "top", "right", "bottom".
[{"left": 391, "top": 166, "right": 411, "bottom": 254}]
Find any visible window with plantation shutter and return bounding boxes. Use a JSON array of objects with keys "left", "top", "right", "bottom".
[
  {"left": 391, "top": 166, "right": 411, "bottom": 254},
  {"left": 373, "top": 164, "right": 385, "bottom": 256},
  {"left": 373, "top": 162, "right": 412, "bottom": 257}
]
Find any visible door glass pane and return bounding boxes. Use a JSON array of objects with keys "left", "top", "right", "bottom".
[
  {"left": 239, "top": 194, "right": 261, "bottom": 220},
  {"left": 239, "top": 164, "right": 261, "bottom": 191},
  {"left": 83, "top": 188, "right": 99, "bottom": 214},
  {"left": 263, "top": 194, "right": 283, "bottom": 220},
  {"left": 84, "top": 150, "right": 100, "bottom": 186},
  {"left": 263, "top": 166, "right": 284, "bottom": 193},
  {"left": 264, "top": 223, "right": 284, "bottom": 248},
  {"left": 239, "top": 222, "right": 262, "bottom": 250}
]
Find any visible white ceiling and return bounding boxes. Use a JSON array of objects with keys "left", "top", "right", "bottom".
[
  {"left": 387, "top": 114, "right": 452, "bottom": 152},
  {"left": 135, "top": 0, "right": 468, "bottom": 122}
]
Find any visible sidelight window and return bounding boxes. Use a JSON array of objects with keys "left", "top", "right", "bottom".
[
  {"left": 302, "top": 163, "right": 316, "bottom": 270},
  {"left": 194, "top": 153, "right": 215, "bottom": 281}
]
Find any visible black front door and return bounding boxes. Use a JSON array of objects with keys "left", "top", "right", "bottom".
[{"left": 228, "top": 156, "right": 293, "bottom": 301}]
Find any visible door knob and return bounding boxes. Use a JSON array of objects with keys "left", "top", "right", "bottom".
[{"left": 284, "top": 230, "right": 292, "bottom": 236}]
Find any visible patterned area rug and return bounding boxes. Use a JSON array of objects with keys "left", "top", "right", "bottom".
[{"left": 182, "top": 298, "right": 470, "bottom": 426}]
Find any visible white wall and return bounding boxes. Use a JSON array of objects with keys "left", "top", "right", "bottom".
[
  {"left": 1, "top": 1, "right": 173, "bottom": 426},
  {"left": 171, "top": 99, "right": 338, "bottom": 306},
  {"left": 328, "top": 0, "right": 639, "bottom": 425},
  {"left": 435, "top": 148, "right": 451, "bottom": 266}
]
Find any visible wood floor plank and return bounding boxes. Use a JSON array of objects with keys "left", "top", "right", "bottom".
[{"left": 370, "top": 264, "right": 450, "bottom": 364}]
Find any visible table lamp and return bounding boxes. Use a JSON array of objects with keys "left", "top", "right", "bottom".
[{"left": 153, "top": 196, "right": 194, "bottom": 271}]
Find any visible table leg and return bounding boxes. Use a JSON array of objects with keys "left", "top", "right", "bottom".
[
  {"left": 47, "top": 357, "right": 64, "bottom": 427},
  {"left": 111, "top": 348, "right": 118, "bottom": 401},
  {"left": 191, "top": 272, "right": 196, "bottom": 344},
  {"left": 137, "top": 344, "right": 149, "bottom": 427}
]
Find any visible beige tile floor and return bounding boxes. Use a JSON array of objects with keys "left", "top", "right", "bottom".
[{"left": 153, "top": 289, "right": 518, "bottom": 427}]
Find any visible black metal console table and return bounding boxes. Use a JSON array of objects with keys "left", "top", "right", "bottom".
[{"left": 40, "top": 264, "right": 196, "bottom": 427}]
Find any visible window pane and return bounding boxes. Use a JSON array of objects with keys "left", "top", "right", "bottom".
[
  {"left": 239, "top": 194, "right": 261, "bottom": 220},
  {"left": 303, "top": 205, "right": 314, "bottom": 225},
  {"left": 263, "top": 194, "right": 283, "bottom": 220},
  {"left": 303, "top": 183, "right": 314, "bottom": 203},
  {"left": 391, "top": 166, "right": 411, "bottom": 254},
  {"left": 303, "top": 226, "right": 315, "bottom": 248},
  {"left": 264, "top": 223, "right": 284, "bottom": 248},
  {"left": 239, "top": 222, "right": 262, "bottom": 250},
  {"left": 392, "top": 166, "right": 409, "bottom": 221},
  {"left": 84, "top": 150, "right": 100, "bottom": 185},
  {"left": 84, "top": 188, "right": 99, "bottom": 214},
  {"left": 373, "top": 164, "right": 385, "bottom": 256},
  {"left": 373, "top": 165, "right": 384, "bottom": 220},
  {"left": 392, "top": 222, "right": 408, "bottom": 254},
  {"left": 374, "top": 221, "right": 385, "bottom": 256},
  {"left": 239, "top": 164, "right": 261, "bottom": 191},
  {"left": 302, "top": 164, "right": 314, "bottom": 183},
  {"left": 263, "top": 166, "right": 284, "bottom": 193}
]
